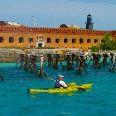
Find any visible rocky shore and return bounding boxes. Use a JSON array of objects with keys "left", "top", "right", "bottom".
[{"left": 0, "top": 48, "right": 115, "bottom": 62}]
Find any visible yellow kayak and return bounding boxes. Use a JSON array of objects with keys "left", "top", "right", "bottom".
[{"left": 28, "top": 82, "right": 93, "bottom": 94}]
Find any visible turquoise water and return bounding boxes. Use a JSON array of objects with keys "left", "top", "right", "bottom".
[{"left": 0, "top": 63, "right": 116, "bottom": 116}]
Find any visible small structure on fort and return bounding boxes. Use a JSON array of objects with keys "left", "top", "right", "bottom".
[
  {"left": 86, "top": 14, "right": 94, "bottom": 30},
  {"left": 60, "top": 24, "right": 80, "bottom": 29},
  {"left": 0, "top": 21, "right": 23, "bottom": 27}
]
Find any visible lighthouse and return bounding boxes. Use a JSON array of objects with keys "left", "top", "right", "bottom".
[{"left": 86, "top": 14, "right": 93, "bottom": 30}]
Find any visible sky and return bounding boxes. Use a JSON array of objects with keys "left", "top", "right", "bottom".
[{"left": 0, "top": 0, "right": 116, "bottom": 30}]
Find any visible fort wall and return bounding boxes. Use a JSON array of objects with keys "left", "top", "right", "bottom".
[{"left": 0, "top": 25, "right": 115, "bottom": 51}]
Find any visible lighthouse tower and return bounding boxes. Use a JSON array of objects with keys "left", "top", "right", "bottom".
[{"left": 86, "top": 14, "right": 93, "bottom": 30}]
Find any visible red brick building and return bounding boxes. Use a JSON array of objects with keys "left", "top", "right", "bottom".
[{"left": 0, "top": 21, "right": 115, "bottom": 51}]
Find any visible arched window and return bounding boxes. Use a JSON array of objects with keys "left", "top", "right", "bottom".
[
  {"left": 29, "top": 38, "right": 33, "bottom": 43},
  {"left": 94, "top": 39, "right": 98, "bottom": 43},
  {"left": 0, "top": 37, "right": 4, "bottom": 43},
  {"left": 87, "top": 39, "right": 91, "bottom": 43},
  {"left": 47, "top": 38, "right": 51, "bottom": 43},
  {"left": 55, "top": 39, "right": 60, "bottom": 43},
  {"left": 64, "top": 38, "right": 68, "bottom": 43},
  {"left": 72, "top": 39, "right": 76, "bottom": 43},
  {"left": 9, "top": 37, "right": 14, "bottom": 43},
  {"left": 79, "top": 38, "right": 84, "bottom": 44},
  {"left": 19, "top": 37, "right": 24, "bottom": 43},
  {"left": 101, "top": 39, "right": 104, "bottom": 43}
]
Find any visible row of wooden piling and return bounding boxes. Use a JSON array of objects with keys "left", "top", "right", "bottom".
[{"left": 15, "top": 51, "right": 116, "bottom": 78}]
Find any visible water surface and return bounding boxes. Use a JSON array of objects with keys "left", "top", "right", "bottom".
[{"left": 0, "top": 63, "right": 116, "bottom": 116}]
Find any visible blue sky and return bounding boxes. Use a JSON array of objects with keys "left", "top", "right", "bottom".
[{"left": 0, "top": 0, "right": 116, "bottom": 30}]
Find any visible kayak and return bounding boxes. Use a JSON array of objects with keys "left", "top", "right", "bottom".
[{"left": 28, "top": 82, "right": 93, "bottom": 94}]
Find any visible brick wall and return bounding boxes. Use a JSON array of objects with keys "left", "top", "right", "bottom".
[{"left": 0, "top": 25, "right": 115, "bottom": 51}]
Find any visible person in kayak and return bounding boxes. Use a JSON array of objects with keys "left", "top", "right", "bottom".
[{"left": 55, "top": 74, "right": 68, "bottom": 88}]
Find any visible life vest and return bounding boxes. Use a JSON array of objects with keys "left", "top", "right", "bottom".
[{"left": 55, "top": 80, "right": 62, "bottom": 88}]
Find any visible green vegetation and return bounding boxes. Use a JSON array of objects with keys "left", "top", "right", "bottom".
[
  {"left": 90, "top": 46, "right": 99, "bottom": 52},
  {"left": 91, "top": 33, "right": 116, "bottom": 52}
]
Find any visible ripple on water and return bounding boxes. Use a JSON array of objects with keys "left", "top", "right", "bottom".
[{"left": 0, "top": 63, "right": 116, "bottom": 116}]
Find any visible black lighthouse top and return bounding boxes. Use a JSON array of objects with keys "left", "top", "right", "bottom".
[{"left": 86, "top": 14, "right": 93, "bottom": 30}]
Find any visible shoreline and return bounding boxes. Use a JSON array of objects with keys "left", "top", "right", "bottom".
[{"left": 0, "top": 48, "right": 116, "bottom": 62}]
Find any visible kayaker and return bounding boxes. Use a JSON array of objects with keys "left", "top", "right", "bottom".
[{"left": 55, "top": 74, "right": 68, "bottom": 88}]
